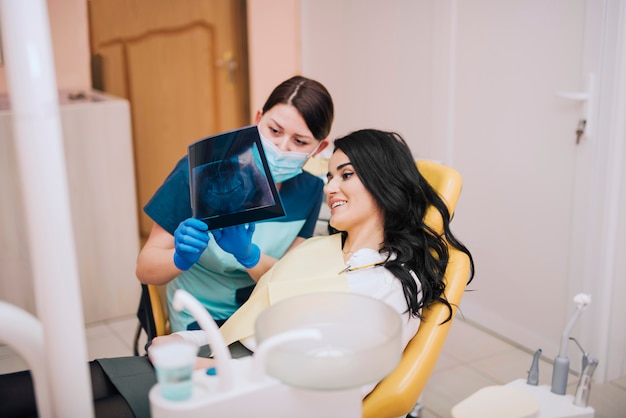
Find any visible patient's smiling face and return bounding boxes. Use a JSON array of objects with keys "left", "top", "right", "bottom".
[{"left": 324, "top": 149, "right": 381, "bottom": 233}]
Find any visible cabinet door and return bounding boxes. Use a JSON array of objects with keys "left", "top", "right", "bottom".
[{"left": 88, "top": 0, "right": 249, "bottom": 240}]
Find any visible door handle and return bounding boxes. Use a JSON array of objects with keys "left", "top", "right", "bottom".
[
  {"left": 216, "top": 51, "right": 238, "bottom": 84},
  {"left": 556, "top": 73, "right": 596, "bottom": 141}
]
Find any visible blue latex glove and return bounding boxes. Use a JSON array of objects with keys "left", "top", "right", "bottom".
[
  {"left": 212, "top": 223, "right": 261, "bottom": 268},
  {"left": 173, "top": 218, "right": 210, "bottom": 270}
]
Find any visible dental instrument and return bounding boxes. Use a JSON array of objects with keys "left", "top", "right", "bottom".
[
  {"left": 551, "top": 293, "right": 591, "bottom": 395},
  {"left": 573, "top": 357, "right": 599, "bottom": 407},
  {"left": 526, "top": 348, "right": 542, "bottom": 386},
  {"left": 570, "top": 337, "right": 589, "bottom": 372}
]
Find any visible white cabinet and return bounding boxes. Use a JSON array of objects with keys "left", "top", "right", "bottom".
[{"left": 0, "top": 91, "right": 141, "bottom": 324}]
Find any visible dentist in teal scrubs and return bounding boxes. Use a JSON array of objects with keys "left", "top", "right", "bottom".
[{"left": 135, "top": 75, "right": 334, "bottom": 332}]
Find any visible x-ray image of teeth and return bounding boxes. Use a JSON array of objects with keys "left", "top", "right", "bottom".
[
  {"left": 192, "top": 147, "right": 275, "bottom": 219},
  {"left": 188, "top": 125, "right": 285, "bottom": 228}
]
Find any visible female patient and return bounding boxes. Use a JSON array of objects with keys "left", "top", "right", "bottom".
[
  {"left": 157, "top": 128, "right": 475, "bottom": 380},
  {"left": 0, "top": 129, "right": 474, "bottom": 418}
]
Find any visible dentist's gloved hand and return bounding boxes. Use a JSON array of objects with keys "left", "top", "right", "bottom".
[
  {"left": 173, "top": 218, "right": 210, "bottom": 270},
  {"left": 212, "top": 223, "right": 261, "bottom": 268}
]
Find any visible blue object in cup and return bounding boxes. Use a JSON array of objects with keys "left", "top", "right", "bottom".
[{"left": 150, "top": 341, "right": 198, "bottom": 401}]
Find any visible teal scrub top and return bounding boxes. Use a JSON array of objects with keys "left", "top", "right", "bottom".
[{"left": 144, "top": 156, "right": 324, "bottom": 331}]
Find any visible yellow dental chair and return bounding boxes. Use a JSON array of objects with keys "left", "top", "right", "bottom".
[
  {"left": 134, "top": 159, "right": 470, "bottom": 418},
  {"left": 134, "top": 283, "right": 169, "bottom": 355},
  {"left": 361, "top": 160, "right": 470, "bottom": 418}
]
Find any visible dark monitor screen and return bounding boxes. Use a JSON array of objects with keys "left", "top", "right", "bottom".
[{"left": 188, "top": 125, "right": 285, "bottom": 229}]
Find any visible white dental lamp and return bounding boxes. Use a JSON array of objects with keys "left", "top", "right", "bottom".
[{"left": 0, "top": 0, "right": 93, "bottom": 416}]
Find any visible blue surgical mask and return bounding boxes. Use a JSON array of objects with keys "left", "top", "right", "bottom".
[{"left": 258, "top": 127, "right": 319, "bottom": 183}]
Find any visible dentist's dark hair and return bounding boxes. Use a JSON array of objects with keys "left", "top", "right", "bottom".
[
  {"left": 262, "top": 75, "right": 334, "bottom": 141},
  {"left": 331, "top": 129, "right": 474, "bottom": 321}
]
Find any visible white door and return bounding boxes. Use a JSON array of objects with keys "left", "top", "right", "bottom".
[
  {"left": 450, "top": 0, "right": 625, "bottom": 382},
  {"left": 451, "top": 0, "right": 587, "bottom": 362},
  {"left": 300, "top": 0, "right": 626, "bottom": 381}
]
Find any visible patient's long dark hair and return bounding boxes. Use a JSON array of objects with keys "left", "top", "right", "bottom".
[{"left": 332, "top": 129, "right": 474, "bottom": 322}]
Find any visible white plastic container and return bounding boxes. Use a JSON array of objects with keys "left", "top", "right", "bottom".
[{"left": 254, "top": 292, "right": 402, "bottom": 390}]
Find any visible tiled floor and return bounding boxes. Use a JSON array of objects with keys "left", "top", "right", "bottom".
[{"left": 1, "top": 315, "right": 624, "bottom": 417}]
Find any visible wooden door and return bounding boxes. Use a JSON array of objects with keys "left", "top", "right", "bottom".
[{"left": 88, "top": 0, "right": 249, "bottom": 240}]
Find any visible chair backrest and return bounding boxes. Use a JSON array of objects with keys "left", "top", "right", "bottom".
[
  {"left": 416, "top": 159, "right": 462, "bottom": 232},
  {"left": 149, "top": 284, "right": 169, "bottom": 336},
  {"left": 134, "top": 283, "right": 169, "bottom": 354},
  {"left": 361, "top": 160, "right": 470, "bottom": 418}
]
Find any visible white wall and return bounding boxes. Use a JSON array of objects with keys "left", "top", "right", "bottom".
[
  {"left": 246, "top": 0, "right": 302, "bottom": 119},
  {"left": 300, "top": 0, "right": 438, "bottom": 159},
  {"left": 0, "top": 0, "right": 91, "bottom": 93},
  {"left": 300, "top": 0, "right": 626, "bottom": 381},
  {"left": 616, "top": 166, "right": 626, "bottom": 375},
  {"left": 597, "top": 0, "right": 626, "bottom": 377}
]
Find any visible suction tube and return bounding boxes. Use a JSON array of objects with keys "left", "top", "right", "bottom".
[{"left": 551, "top": 293, "right": 591, "bottom": 395}]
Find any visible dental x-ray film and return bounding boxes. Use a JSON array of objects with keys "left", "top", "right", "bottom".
[{"left": 188, "top": 125, "right": 285, "bottom": 228}]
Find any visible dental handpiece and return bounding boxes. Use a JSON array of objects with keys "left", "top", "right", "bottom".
[{"left": 573, "top": 357, "right": 598, "bottom": 407}]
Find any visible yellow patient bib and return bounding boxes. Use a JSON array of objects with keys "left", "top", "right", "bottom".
[{"left": 219, "top": 233, "right": 348, "bottom": 346}]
